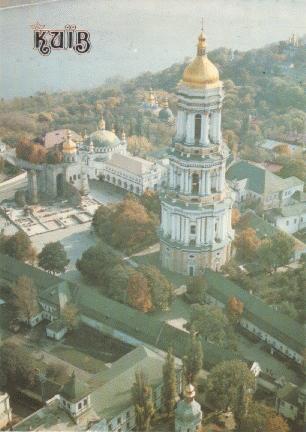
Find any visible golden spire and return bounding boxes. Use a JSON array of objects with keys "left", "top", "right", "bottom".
[
  {"left": 197, "top": 31, "right": 206, "bottom": 56},
  {"left": 98, "top": 116, "right": 105, "bottom": 130},
  {"left": 163, "top": 97, "right": 169, "bottom": 108},
  {"left": 121, "top": 130, "right": 126, "bottom": 141}
]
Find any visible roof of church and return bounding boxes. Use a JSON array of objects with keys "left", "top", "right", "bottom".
[
  {"left": 226, "top": 161, "right": 303, "bottom": 195},
  {"left": 44, "top": 129, "right": 82, "bottom": 149},
  {"left": 105, "top": 153, "right": 155, "bottom": 176},
  {"left": 89, "top": 129, "right": 121, "bottom": 149}
]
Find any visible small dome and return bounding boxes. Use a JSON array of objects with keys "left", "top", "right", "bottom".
[
  {"left": 182, "top": 31, "right": 220, "bottom": 88},
  {"left": 159, "top": 107, "right": 174, "bottom": 121},
  {"left": 89, "top": 129, "right": 121, "bottom": 149},
  {"left": 62, "top": 130, "right": 77, "bottom": 154}
]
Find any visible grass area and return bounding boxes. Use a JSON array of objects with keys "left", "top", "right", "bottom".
[
  {"left": 50, "top": 324, "right": 132, "bottom": 373},
  {"left": 50, "top": 346, "right": 107, "bottom": 374},
  {"left": 133, "top": 252, "right": 188, "bottom": 287}
]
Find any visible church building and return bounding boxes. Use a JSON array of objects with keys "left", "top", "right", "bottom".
[{"left": 160, "top": 30, "right": 234, "bottom": 275}]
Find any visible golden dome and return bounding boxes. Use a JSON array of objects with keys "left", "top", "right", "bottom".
[
  {"left": 182, "top": 31, "right": 220, "bottom": 88},
  {"left": 62, "top": 130, "right": 77, "bottom": 154}
]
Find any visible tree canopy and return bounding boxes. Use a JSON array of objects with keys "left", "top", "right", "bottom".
[{"left": 38, "top": 241, "right": 69, "bottom": 274}]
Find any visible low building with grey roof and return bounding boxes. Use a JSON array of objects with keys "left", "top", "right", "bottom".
[{"left": 226, "top": 160, "right": 304, "bottom": 210}]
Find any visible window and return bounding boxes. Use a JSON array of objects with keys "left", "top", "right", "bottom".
[
  {"left": 63, "top": 400, "right": 66, "bottom": 406},
  {"left": 127, "top": 422, "right": 130, "bottom": 429},
  {"left": 78, "top": 402, "right": 82, "bottom": 410},
  {"left": 83, "top": 399, "right": 88, "bottom": 406},
  {"left": 118, "top": 417, "right": 122, "bottom": 425},
  {"left": 192, "top": 173, "right": 199, "bottom": 194},
  {"left": 190, "top": 225, "right": 196, "bottom": 234},
  {"left": 126, "top": 411, "right": 130, "bottom": 418},
  {"left": 194, "top": 114, "right": 202, "bottom": 141},
  {"left": 286, "top": 220, "right": 289, "bottom": 226}
]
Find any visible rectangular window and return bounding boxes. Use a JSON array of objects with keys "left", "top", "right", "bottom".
[
  {"left": 190, "top": 225, "right": 196, "bottom": 234},
  {"left": 118, "top": 417, "right": 121, "bottom": 425},
  {"left": 83, "top": 399, "right": 88, "bottom": 406},
  {"left": 78, "top": 402, "right": 82, "bottom": 410},
  {"left": 126, "top": 411, "right": 130, "bottom": 418}
]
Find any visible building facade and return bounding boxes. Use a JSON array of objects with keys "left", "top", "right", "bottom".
[{"left": 160, "top": 31, "right": 234, "bottom": 275}]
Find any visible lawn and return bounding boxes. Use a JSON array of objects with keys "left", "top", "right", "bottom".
[
  {"left": 50, "top": 324, "right": 132, "bottom": 373},
  {"left": 50, "top": 346, "right": 107, "bottom": 374},
  {"left": 132, "top": 252, "right": 188, "bottom": 287}
]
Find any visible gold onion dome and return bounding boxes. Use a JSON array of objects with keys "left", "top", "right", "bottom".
[
  {"left": 63, "top": 130, "right": 77, "bottom": 154},
  {"left": 182, "top": 31, "right": 220, "bottom": 88}
]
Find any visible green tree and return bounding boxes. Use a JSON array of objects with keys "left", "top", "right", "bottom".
[
  {"left": 61, "top": 304, "right": 79, "bottom": 331},
  {"left": 191, "top": 304, "right": 229, "bottom": 346},
  {"left": 162, "top": 348, "right": 177, "bottom": 416},
  {"left": 38, "top": 241, "right": 69, "bottom": 274},
  {"left": 4, "top": 231, "right": 36, "bottom": 262},
  {"left": 206, "top": 360, "right": 255, "bottom": 417},
  {"left": 0, "top": 342, "right": 36, "bottom": 388},
  {"left": 11, "top": 276, "right": 39, "bottom": 322},
  {"left": 183, "top": 333, "right": 203, "bottom": 383},
  {"left": 141, "top": 265, "right": 174, "bottom": 311},
  {"left": 132, "top": 370, "right": 155, "bottom": 431},
  {"left": 92, "top": 205, "right": 113, "bottom": 241},
  {"left": 76, "top": 241, "right": 119, "bottom": 287},
  {"left": 257, "top": 232, "right": 295, "bottom": 272},
  {"left": 186, "top": 275, "right": 207, "bottom": 304}
]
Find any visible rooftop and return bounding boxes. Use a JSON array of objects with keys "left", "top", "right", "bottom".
[
  {"left": 204, "top": 270, "right": 306, "bottom": 354},
  {"left": 226, "top": 160, "right": 303, "bottom": 195},
  {"left": 105, "top": 153, "right": 156, "bottom": 176}
]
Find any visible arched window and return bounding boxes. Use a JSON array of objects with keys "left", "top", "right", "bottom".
[
  {"left": 194, "top": 114, "right": 201, "bottom": 142},
  {"left": 192, "top": 173, "right": 199, "bottom": 194}
]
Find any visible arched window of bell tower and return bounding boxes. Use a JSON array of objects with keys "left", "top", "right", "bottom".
[
  {"left": 194, "top": 114, "right": 201, "bottom": 142},
  {"left": 192, "top": 173, "right": 199, "bottom": 194}
]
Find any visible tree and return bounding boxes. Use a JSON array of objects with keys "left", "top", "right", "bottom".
[
  {"left": 11, "top": 276, "right": 39, "bottom": 322},
  {"left": 76, "top": 241, "right": 119, "bottom": 287},
  {"left": 132, "top": 370, "right": 155, "bottom": 431},
  {"left": 183, "top": 332, "right": 203, "bottom": 383},
  {"left": 0, "top": 342, "right": 36, "bottom": 388},
  {"left": 127, "top": 135, "right": 153, "bottom": 156},
  {"left": 226, "top": 296, "right": 244, "bottom": 325},
  {"left": 279, "top": 159, "right": 306, "bottom": 182},
  {"left": 190, "top": 304, "right": 229, "bottom": 346},
  {"left": 61, "top": 304, "right": 79, "bottom": 330},
  {"left": 265, "top": 415, "right": 289, "bottom": 432},
  {"left": 231, "top": 208, "right": 241, "bottom": 227},
  {"left": 240, "top": 401, "right": 288, "bottom": 432},
  {"left": 139, "top": 191, "right": 161, "bottom": 216},
  {"left": 162, "top": 348, "right": 177, "bottom": 416},
  {"left": 206, "top": 360, "right": 255, "bottom": 417},
  {"left": 274, "top": 144, "right": 291, "bottom": 157},
  {"left": 234, "top": 228, "right": 260, "bottom": 261},
  {"left": 4, "top": 231, "right": 36, "bottom": 262},
  {"left": 107, "top": 264, "right": 131, "bottom": 302},
  {"left": 186, "top": 275, "right": 207, "bottom": 304},
  {"left": 38, "top": 241, "right": 69, "bottom": 274},
  {"left": 141, "top": 265, "right": 174, "bottom": 311},
  {"left": 92, "top": 205, "right": 113, "bottom": 241},
  {"left": 257, "top": 232, "right": 295, "bottom": 272},
  {"left": 127, "top": 271, "right": 153, "bottom": 312}
]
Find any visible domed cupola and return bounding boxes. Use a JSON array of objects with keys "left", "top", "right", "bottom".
[
  {"left": 182, "top": 31, "right": 220, "bottom": 89},
  {"left": 86, "top": 116, "right": 127, "bottom": 159},
  {"left": 175, "top": 383, "right": 203, "bottom": 432},
  {"left": 158, "top": 97, "right": 175, "bottom": 124}
]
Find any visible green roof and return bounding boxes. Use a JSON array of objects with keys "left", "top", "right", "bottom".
[
  {"left": 204, "top": 270, "right": 306, "bottom": 354},
  {"left": 76, "top": 286, "right": 240, "bottom": 369},
  {"left": 0, "top": 253, "right": 61, "bottom": 291},
  {"left": 277, "top": 383, "right": 299, "bottom": 405},
  {"left": 46, "top": 319, "right": 66, "bottom": 333},
  {"left": 226, "top": 161, "right": 303, "bottom": 195},
  {"left": 89, "top": 346, "right": 167, "bottom": 420},
  {"left": 60, "top": 371, "right": 90, "bottom": 402}
]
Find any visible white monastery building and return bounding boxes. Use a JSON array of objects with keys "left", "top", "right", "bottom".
[{"left": 160, "top": 30, "right": 234, "bottom": 275}]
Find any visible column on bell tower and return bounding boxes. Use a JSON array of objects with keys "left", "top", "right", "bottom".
[
  {"left": 176, "top": 110, "right": 186, "bottom": 140},
  {"left": 200, "top": 112, "right": 209, "bottom": 146},
  {"left": 186, "top": 113, "right": 195, "bottom": 145}
]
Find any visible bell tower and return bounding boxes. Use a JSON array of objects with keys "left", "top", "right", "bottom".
[{"left": 160, "top": 30, "right": 234, "bottom": 275}]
